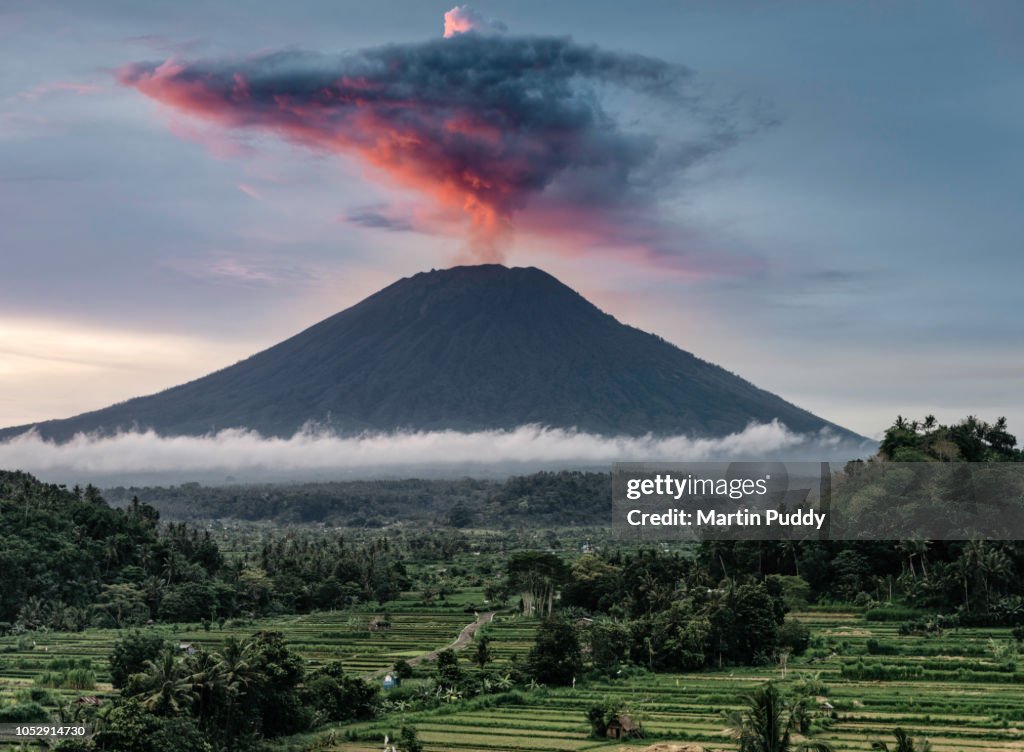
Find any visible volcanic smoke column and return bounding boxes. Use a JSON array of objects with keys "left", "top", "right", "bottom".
[{"left": 118, "top": 12, "right": 744, "bottom": 263}]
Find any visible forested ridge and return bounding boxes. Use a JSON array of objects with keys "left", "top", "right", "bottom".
[
  {"left": 104, "top": 471, "right": 611, "bottom": 527},
  {"left": 0, "top": 472, "right": 413, "bottom": 629},
  {"left": 4, "top": 415, "right": 1023, "bottom": 633}
]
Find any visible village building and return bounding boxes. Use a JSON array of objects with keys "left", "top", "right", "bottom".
[{"left": 605, "top": 714, "right": 642, "bottom": 740}]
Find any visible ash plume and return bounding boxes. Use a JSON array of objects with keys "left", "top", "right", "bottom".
[{"left": 120, "top": 27, "right": 750, "bottom": 262}]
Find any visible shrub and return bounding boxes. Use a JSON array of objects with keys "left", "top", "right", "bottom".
[
  {"left": 865, "top": 606, "right": 928, "bottom": 622},
  {"left": 303, "top": 662, "right": 379, "bottom": 722},
  {"left": 777, "top": 620, "right": 811, "bottom": 656},
  {"left": 766, "top": 575, "right": 811, "bottom": 611},
  {"left": 109, "top": 630, "right": 167, "bottom": 689},
  {"left": 853, "top": 591, "right": 874, "bottom": 608},
  {"left": 586, "top": 702, "right": 622, "bottom": 738},
  {"left": 435, "top": 648, "right": 462, "bottom": 686},
  {"left": 399, "top": 726, "right": 424, "bottom": 752},
  {"left": 0, "top": 701, "right": 50, "bottom": 722},
  {"left": 866, "top": 639, "right": 899, "bottom": 655},
  {"left": 16, "top": 687, "right": 57, "bottom": 705},
  {"left": 47, "top": 657, "right": 92, "bottom": 671},
  {"left": 393, "top": 658, "right": 414, "bottom": 679},
  {"left": 35, "top": 669, "right": 96, "bottom": 690},
  {"left": 528, "top": 618, "right": 582, "bottom": 686}
]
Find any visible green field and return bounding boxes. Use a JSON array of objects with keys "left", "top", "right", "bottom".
[
  {"left": 298, "top": 609, "right": 1024, "bottom": 752},
  {"left": 7, "top": 601, "right": 1023, "bottom": 752}
]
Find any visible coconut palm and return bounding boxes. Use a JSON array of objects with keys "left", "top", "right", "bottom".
[
  {"left": 781, "top": 541, "right": 801, "bottom": 577},
  {"left": 952, "top": 554, "right": 973, "bottom": 610},
  {"left": 962, "top": 540, "right": 1013, "bottom": 608},
  {"left": 16, "top": 596, "right": 50, "bottom": 630},
  {"left": 186, "top": 649, "right": 224, "bottom": 726},
  {"left": 909, "top": 539, "right": 930, "bottom": 579},
  {"left": 896, "top": 540, "right": 919, "bottom": 579},
  {"left": 214, "top": 637, "right": 264, "bottom": 750},
  {"left": 871, "top": 728, "right": 932, "bottom": 751},
  {"left": 216, "top": 637, "right": 261, "bottom": 695},
  {"left": 724, "top": 683, "right": 833, "bottom": 752},
  {"left": 138, "top": 648, "right": 196, "bottom": 715}
]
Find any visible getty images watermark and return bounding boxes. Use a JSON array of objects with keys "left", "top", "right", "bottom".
[{"left": 613, "top": 461, "right": 1024, "bottom": 541}]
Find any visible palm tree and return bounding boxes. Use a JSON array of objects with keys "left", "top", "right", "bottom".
[
  {"left": 16, "top": 596, "right": 47, "bottom": 630},
  {"left": 215, "top": 637, "right": 264, "bottom": 750},
  {"left": 186, "top": 650, "right": 224, "bottom": 727},
  {"left": 871, "top": 728, "right": 931, "bottom": 751},
  {"left": 910, "top": 539, "right": 930, "bottom": 579},
  {"left": 781, "top": 541, "right": 801, "bottom": 577},
  {"left": 896, "top": 540, "right": 919, "bottom": 579},
  {"left": 139, "top": 648, "right": 196, "bottom": 715},
  {"left": 103, "top": 538, "right": 121, "bottom": 574},
  {"left": 724, "top": 683, "right": 833, "bottom": 752},
  {"left": 962, "top": 540, "right": 1012, "bottom": 609},
  {"left": 217, "top": 637, "right": 261, "bottom": 695},
  {"left": 981, "top": 545, "right": 1012, "bottom": 603},
  {"left": 952, "top": 554, "right": 973, "bottom": 610}
]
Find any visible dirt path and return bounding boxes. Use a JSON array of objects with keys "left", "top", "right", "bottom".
[
  {"left": 373, "top": 611, "right": 496, "bottom": 677},
  {"left": 413, "top": 611, "right": 496, "bottom": 665}
]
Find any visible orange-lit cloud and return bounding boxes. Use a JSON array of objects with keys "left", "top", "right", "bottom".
[
  {"left": 443, "top": 5, "right": 506, "bottom": 38},
  {"left": 119, "top": 32, "right": 750, "bottom": 266}
]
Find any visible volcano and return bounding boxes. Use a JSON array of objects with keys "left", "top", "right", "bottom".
[{"left": 0, "top": 265, "right": 860, "bottom": 443}]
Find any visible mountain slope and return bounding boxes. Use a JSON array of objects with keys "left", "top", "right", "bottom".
[{"left": 1, "top": 265, "right": 860, "bottom": 442}]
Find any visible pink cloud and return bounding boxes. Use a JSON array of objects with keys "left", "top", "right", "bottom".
[
  {"left": 237, "top": 183, "right": 263, "bottom": 200},
  {"left": 19, "top": 81, "right": 101, "bottom": 101},
  {"left": 443, "top": 6, "right": 505, "bottom": 38}
]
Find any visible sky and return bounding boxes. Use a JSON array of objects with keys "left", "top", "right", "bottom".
[{"left": 1, "top": 0, "right": 1022, "bottom": 441}]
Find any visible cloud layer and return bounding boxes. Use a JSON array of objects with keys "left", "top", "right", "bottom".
[
  {"left": 119, "top": 32, "right": 744, "bottom": 263},
  {"left": 0, "top": 422, "right": 865, "bottom": 483}
]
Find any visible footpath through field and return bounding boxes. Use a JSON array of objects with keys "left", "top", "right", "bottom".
[{"left": 373, "top": 611, "right": 496, "bottom": 676}]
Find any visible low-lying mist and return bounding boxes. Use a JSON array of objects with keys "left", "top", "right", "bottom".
[{"left": 0, "top": 422, "right": 874, "bottom": 486}]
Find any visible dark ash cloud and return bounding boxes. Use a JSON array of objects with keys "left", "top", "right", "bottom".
[
  {"left": 344, "top": 208, "right": 415, "bottom": 233},
  {"left": 120, "top": 33, "right": 755, "bottom": 264}
]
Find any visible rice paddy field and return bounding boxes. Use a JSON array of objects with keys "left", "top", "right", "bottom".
[
  {"left": 3, "top": 602, "right": 1024, "bottom": 751},
  {"left": 312, "top": 609, "right": 1024, "bottom": 752},
  {"left": 0, "top": 598, "right": 484, "bottom": 697}
]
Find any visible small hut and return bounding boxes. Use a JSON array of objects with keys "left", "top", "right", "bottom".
[
  {"left": 368, "top": 616, "right": 392, "bottom": 633},
  {"left": 605, "top": 714, "right": 642, "bottom": 740},
  {"left": 382, "top": 673, "right": 400, "bottom": 690}
]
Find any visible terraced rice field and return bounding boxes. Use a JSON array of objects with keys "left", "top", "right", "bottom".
[
  {"left": 0, "top": 597, "right": 484, "bottom": 737},
  {"left": 321, "top": 610, "right": 1024, "bottom": 752},
  {"left": 4, "top": 606, "right": 1024, "bottom": 751}
]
